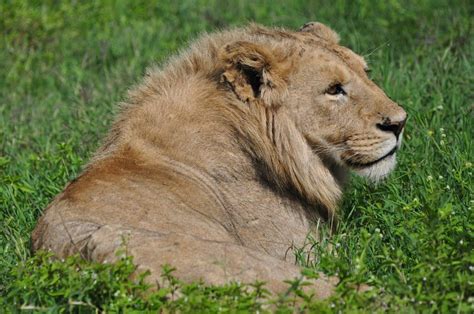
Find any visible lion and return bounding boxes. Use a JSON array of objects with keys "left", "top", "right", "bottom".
[{"left": 32, "top": 22, "right": 407, "bottom": 297}]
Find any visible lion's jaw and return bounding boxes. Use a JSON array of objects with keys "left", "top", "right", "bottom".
[
  {"left": 345, "top": 129, "right": 405, "bottom": 182},
  {"left": 305, "top": 132, "right": 400, "bottom": 183},
  {"left": 314, "top": 125, "right": 404, "bottom": 182}
]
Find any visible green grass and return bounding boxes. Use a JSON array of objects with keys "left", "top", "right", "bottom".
[{"left": 1, "top": 0, "right": 473, "bottom": 312}]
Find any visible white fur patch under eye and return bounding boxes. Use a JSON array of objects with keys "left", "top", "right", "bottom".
[{"left": 327, "top": 93, "right": 346, "bottom": 102}]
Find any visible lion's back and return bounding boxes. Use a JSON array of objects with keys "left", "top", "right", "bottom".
[{"left": 31, "top": 154, "right": 236, "bottom": 258}]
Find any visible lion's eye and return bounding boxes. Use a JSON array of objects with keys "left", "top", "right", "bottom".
[{"left": 325, "top": 83, "right": 346, "bottom": 96}]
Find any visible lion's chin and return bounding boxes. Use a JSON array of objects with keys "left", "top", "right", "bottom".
[{"left": 353, "top": 154, "right": 397, "bottom": 182}]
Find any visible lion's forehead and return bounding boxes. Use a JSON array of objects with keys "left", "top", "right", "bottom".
[
  {"left": 323, "top": 46, "right": 367, "bottom": 74},
  {"left": 296, "top": 36, "right": 365, "bottom": 69},
  {"left": 239, "top": 26, "right": 368, "bottom": 78},
  {"left": 295, "top": 47, "right": 368, "bottom": 86}
]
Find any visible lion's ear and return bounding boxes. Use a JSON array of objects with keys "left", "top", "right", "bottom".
[
  {"left": 220, "top": 41, "right": 289, "bottom": 107},
  {"left": 299, "top": 22, "right": 340, "bottom": 44}
]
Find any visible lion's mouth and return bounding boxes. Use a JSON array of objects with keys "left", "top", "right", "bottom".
[{"left": 345, "top": 146, "right": 397, "bottom": 168}]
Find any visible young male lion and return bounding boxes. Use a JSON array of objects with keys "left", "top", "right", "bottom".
[{"left": 32, "top": 22, "right": 406, "bottom": 297}]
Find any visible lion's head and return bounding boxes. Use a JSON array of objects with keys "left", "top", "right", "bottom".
[
  {"left": 98, "top": 22, "right": 406, "bottom": 221},
  {"left": 219, "top": 22, "right": 406, "bottom": 187}
]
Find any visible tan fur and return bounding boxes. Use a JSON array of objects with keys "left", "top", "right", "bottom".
[{"left": 32, "top": 22, "right": 406, "bottom": 296}]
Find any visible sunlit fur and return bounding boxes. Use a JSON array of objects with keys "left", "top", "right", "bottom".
[{"left": 32, "top": 22, "right": 405, "bottom": 296}]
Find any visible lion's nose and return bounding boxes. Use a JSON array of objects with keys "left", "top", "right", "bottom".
[{"left": 376, "top": 115, "right": 407, "bottom": 138}]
